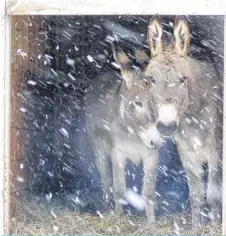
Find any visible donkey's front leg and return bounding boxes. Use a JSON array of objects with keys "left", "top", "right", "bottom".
[
  {"left": 142, "top": 150, "right": 159, "bottom": 224},
  {"left": 207, "top": 147, "right": 222, "bottom": 223},
  {"left": 176, "top": 139, "right": 206, "bottom": 227},
  {"left": 111, "top": 148, "right": 126, "bottom": 216},
  {"left": 95, "top": 152, "right": 112, "bottom": 207}
]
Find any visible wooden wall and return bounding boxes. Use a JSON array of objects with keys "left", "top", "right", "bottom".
[{"left": 10, "top": 15, "right": 44, "bottom": 218}]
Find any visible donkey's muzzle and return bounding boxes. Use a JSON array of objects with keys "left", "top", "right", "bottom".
[{"left": 156, "top": 121, "right": 178, "bottom": 139}]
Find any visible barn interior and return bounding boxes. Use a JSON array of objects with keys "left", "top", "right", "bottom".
[{"left": 9, "top": 15, "right": 224, "bottom": 234}]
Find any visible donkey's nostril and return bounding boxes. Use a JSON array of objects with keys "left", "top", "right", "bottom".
[
  {"left": 156, "top": 121, "right": 177, "bottom": 138},
  {"left": 150, "top": 140, "right": 154, "bottom": 146},
  {"left": 166, "top": 98, "right": 172, "bottom": 103}
]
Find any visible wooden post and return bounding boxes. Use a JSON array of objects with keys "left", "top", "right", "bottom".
[
  {"left": 10, "top": 15, "right": 26, "bottom": 219},
  {"left": 9, "top": 15, "right": 43, "bottom": 221}
]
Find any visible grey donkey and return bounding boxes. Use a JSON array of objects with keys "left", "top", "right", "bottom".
[
  {"left": 145, "top": 15, "right": 222, "bottom": 227},
  {"left": 85, "top": 46, "right": 164, "bottom": 224}
]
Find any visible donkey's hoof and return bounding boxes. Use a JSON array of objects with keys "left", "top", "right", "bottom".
[
  {"left": 101, "top": 201, "right": 112, "bottom": 212},
  {"left": 200, "top": 216, "right": 210, "bottom": 225},
  {"left": 192, "top": 220, "right": 202, "bottom": 229},
  {"left": 212, "top": 215, "right": 221, "bottom": 224},
  {"left": 146, "top": 217, "right": 156, "bottom": 225},
  {"left": 114, "top": 205, "right": 124, "bottom": 217},
  {"left": 100, "top": 192, "right": 113, "bottom": 210},
  {"left": 207, "top": 208, "right": 221, "bottom": 224}
]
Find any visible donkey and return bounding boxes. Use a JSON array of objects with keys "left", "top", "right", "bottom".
[
  {"left": 145, "top": 15, "right": 222, "bottom": 227},
  {"left": 85, "top": 46, "right": 163, "bottom": 224}
]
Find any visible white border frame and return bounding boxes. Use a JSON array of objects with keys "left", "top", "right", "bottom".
[
  {"left": 6, "top": 0, "right": 226, "bottom": 15},
  {"left": 1, "top": 0, "right": 225, "bottom": 234},
  {"left": 1, "top": 0, "right": 10, "bottom": 234}
]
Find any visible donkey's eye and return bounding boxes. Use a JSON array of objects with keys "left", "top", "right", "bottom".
[
  {"left": 134, "top": 101, "right": 144, "bottom": 108},
  {"left": 144, "top": 80, "right": 149, "bottom": 86},
  {"left": 180, "top": 76, "right": 186, "bottom": 84},
  {"left": 147, "top": 76, "right": 155, "bottom": 84},
  {"left": 150, "top": 77, "right": 156, "bottom": 84}
]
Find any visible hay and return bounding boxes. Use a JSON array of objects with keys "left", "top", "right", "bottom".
[{"left": 10, "top": 192, "right": 222, "bottom": 235}]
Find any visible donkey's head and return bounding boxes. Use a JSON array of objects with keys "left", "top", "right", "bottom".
[
  {"left": 145, "top": 16, "right": 191, "bottom": 139},
  {"left": 114, "top": 47, "right": 163, "bottom": 148}
]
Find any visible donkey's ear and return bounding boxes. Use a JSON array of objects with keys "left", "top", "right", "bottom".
[
  {"left": 113, "top": 50, "right": 130, "bottom": 70},
  {"left": 148, "top": 15, "right": 164, "bottom": 57},
  {"left": 173, "top": 16, "right": 190, "bottom": 56},
  {"left": 135, "top": 49, "right": 150, "bottom": 64},
  {"left": 112, "top": 43, "right": 133, "bottom": 88},
  {"left": 115, "top": 51, "right": 133, "bottom": 89},
  {"left": 111, "top": 41, "right": 130, "bottom": 68}
]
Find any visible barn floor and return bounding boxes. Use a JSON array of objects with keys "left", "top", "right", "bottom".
[{"left": 10, "top": 191, "right": 221, "bottom": 235}]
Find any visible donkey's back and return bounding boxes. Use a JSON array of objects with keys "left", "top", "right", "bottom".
[{"left": 85, "top": 71, "right": 122, "bottom": 145}]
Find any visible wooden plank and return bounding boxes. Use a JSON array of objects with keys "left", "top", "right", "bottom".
[
  {"left": 37, "top": 16, "right": 44, "bottom": 72},
  {"left": 26, "top": 16, "right": 41, "bottom": 72},
  {"left": 9, "top": 128, "right": 28, "bottom": 215},
  {"left": 28, "top": 16, "right": 34, "bottom": 72},
  {"left": 32, "top": 16, "right": 40, "bottom": 72},
  {"left": 22, "top": 16, "right": 29, "bottom": 71},
  {"left": 8, "top": 16, "right": 42, "bottom": 223},
  {"left": 6, "top": 0, "right": 226, "bottom": 15},
  {"left": 10, "top": 16, "right": 23, "bottom": 131},
  {"left": 9, "top": 15, "right": 36, "bottom": 223},
  {"left": 222, "top": 15, "right": 226, "bottom": 236},
  {"left": 10, "top": 16, "right": 23, "bottom": 153},
  {"left": 9, "top": 15, "right": 24, "bottom": 224}
]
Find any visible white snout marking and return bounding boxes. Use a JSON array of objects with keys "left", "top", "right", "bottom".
[
  {"left": 167, "top": 82, "right": 176, "bottom": 88},
  {"left": 138, "top": 124, "right": 164, "bottom": 149},
  {"left": 158, "top": 103, "right": 178, "bottom": 125}
]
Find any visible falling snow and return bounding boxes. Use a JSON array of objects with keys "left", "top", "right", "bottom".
[
  {"left": 60, "top": 127, "right": 69, "bottom": 138},
  {"left": 27, "top": 80, "right": 37, "bottom": 86},
  {"left": 125, "top": 189, "right": 145, "bottom": 211},
  {"left": 13, "top": 15, "right": 224, "bottom": 234},
  {"left": 87, "top": 55, "right": 94, "bottom": 62},
  {"left": 16, "top": 176, "right": 25, "bottom": 183},
  {"left": 66, "top": 57, "right": 75, "bottom": 66}
]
